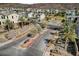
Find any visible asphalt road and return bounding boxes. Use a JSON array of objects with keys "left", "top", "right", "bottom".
[
  {"left": 0, "top": 29, "right": 51, "bottom": 56},
  {"left": 0, "top": 34, "right": 30, "bottom": 56}
]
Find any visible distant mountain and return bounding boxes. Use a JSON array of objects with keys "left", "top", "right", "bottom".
[
  {"left": 0, "top": 3, "right": 79, "bottom": 9},
  {"left": 0, "top": 3, "right": 29, "bottom": 8},
  {"left": 29, "top": 3, "right": 79, "bottom": 9}
]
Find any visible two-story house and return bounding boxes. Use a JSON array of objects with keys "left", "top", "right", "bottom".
[{"left": 0, "top": 12, "right": 19, "bottom": 25}]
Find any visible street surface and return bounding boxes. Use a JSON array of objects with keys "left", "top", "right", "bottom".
[{"left": 0, "top": 29, "right": 51, "bottom": 56}]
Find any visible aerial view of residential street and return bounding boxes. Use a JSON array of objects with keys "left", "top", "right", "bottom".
[{"left": 0, "top": 3, "right": 79, "bottom": 56}]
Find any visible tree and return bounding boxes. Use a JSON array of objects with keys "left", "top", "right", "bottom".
[
  {"left": 54, "top": 11, "right": 66, "bottom": 17},
  {"left": 74, "top": 8, "right": 78, "bottom": 16},
  {"left": 61, "top": 19, "right": 78, "bottom": 55},
  {"left": 35, "top": 23, "right": 42, "bottom": 33},
  {"left": 38, "top": 17, "right": 48, "bottom": 29},
  {"left": 29, "top": 17, "right": 42, "bottom": 32},
  {"left": 18, "top": 16, "right": 26, "bottom": 28},
  {"left": 4, "top": 19, "right": 14, "bottom": 31}
]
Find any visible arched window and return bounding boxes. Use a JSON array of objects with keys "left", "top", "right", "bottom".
[
  {"left": 2, "top": 22, "right": 4, "bottom": 24},
  {"left": 1, "top": 15, "right": 5, "bottom": 19},
  {"left": 13, "top": 21, "right": 14, "bottom": 23},
  {"left": 0, "top": 21, "right": 1, "bottom": 25},
  {"left": 12, "top": 16, "right": 14, "bottom": 19},
  {"left": 74, "top": 17, "right": 77, "bottom": 23}
]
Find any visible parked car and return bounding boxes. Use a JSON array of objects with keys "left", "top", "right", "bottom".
[
  {"left": 24, "top": 39, "right": 30, "bottom": 44},
  {"left": 27, "top": 33, "right": 32, "bottom": 37}
]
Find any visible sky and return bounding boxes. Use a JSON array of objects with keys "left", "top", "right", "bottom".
[{"left": 0, "top": 0, "right": 79, "bottom": 4}]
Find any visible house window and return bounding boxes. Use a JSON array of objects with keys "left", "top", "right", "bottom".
[
  {"left": 1, "top": 15, "right": 5, "bottom": 19},
  {"left": 74, "top": 18, "right": 77, "bottom": 23},
  {"left": 38, "top": 20, "right": 40, "bottom": 22},
  {"left": 2, "top": 22, "right": 4, "bottom": 24},
  {"left": 13, "top": 21, "right": 14, "bottom": 23},
  {"left": 12, "top": 16, "right": 14, "bottom": 19},
  {"left": 0, "top": 21, "right": 1, "bottom": 25},
  {"left": 7, "top": 16, "right": 8, "bottom": 19}
]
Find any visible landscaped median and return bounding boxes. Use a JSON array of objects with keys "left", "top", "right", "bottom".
[
  {"left": 0, "top": 25, "right": 34, "bottom": 49},
  {"left": 19, "top": 29, "right": 49, "bottom": 48},
  {"left": 15, "top": 26, "right": 34, "bottom": 40}
]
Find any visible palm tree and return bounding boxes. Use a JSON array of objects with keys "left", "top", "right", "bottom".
[
  {"left": 54, "top": 11, "right": 66, "bottom": 17},
  {"left": 35, "top": 23, "right": 42, "bottom": 33},
  {"left": 74, "top": 8, "right": 78, "bottom": 16},
  {"left": 70, "top": 22, "right": 78, "bottom": 56},
  {"left": 29, "top": 17, "right": 42, "bottom": 33},
  {"left": 18, "top": 16, "right": 25, "bottom": 28},
  {"left": 61, "top": 19, "right": 78, "bottom": 55},
  {"left": 39, "top": 21, "right": 47, "bottom": 29},
  {"left": 62, "top": 20, "right": 69, "bottom": 50},
  {"left": 4, "top": 19, "right": 14, "bottom": 31}
]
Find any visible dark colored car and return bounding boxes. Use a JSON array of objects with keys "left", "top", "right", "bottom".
[{"left": 27, "top": 33, "right": 32, "bottom": 37}]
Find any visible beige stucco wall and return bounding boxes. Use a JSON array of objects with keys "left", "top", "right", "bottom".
[{"left": 8, "top": 13, "right": 19, "bottom": 23}]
